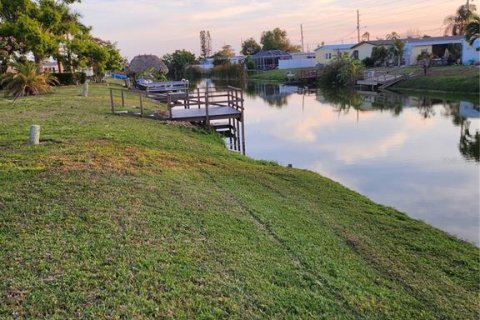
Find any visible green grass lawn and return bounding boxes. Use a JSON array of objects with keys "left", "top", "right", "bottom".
[
  {"left": 248, "top": 68, "right": 315, "bottom": 82},
  {"left": 381, "top": 65, "right": 480, "bottom": 93},
  {"left": 0, "top": 83, "right": 478, "bottom": 319}
]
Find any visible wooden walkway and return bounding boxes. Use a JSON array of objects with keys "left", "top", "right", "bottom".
[
  {"left": 108, "top": 86, "right": 246, "bottom": 154},
  {"left": 357, "top": 71, "right": 407, "bottom": 90}
]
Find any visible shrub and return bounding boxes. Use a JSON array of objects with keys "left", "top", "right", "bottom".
[
  {"left": 319, "top": 54, "right": 364, "bottom": 88},
  {"left": 362, "top": 57, "right": 375, "bottom": 68},
  {"left": 211, "top": 64, "right": 246, "bottom": 80},
  {"left": 50, "top": 72, "right": 86, "bottom": 85},
  {"left": 0, "top": 61, "right": 58, "bottom": 100},
  {"left": 184, "top": 66, "right": 202, "bottom": 80}
]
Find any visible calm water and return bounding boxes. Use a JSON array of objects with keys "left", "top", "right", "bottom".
[{"left": 203, "top": 80, "right": 480, "bottom": 245}]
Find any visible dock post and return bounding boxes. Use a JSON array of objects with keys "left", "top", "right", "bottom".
[
  {"left": 205, "top": 85, "right": 209, "bottom": 125},
  {"left": 110, "top": 88, "right": 114, "bottom": 113},
  {"left": 241, "top": 113, "right": 245, "bottom": 155},
  {"left": 139, "top": 92, "right": 144, "bottom": 117},
  {"left": 197, "top": 88, "right": 200, "bottom": 109},
  {"left": 168, "top": 94, "right": 173, "bottom": 120},
  {"left": 227, "top": 87, "right": 231, "bottom": 107},
  {"left": 121, "top": 89, "right": 125, "bottom": 107},
  {"left": 233, "top": 118, "right": 238, "bottom": 151}
]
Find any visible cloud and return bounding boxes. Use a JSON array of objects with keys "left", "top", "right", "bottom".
[{"left": 72, "top": 0, "right": 459, "bottom": 57}]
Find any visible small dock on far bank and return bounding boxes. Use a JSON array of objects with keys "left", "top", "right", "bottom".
[
  {"left": 108, "top": 86, "right": 246, "bottom": 154},
  {"left": 357, "top": 71, "right": 408, "bottom": 90}
]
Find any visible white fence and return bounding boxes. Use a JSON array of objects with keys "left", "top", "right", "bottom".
[{"left": 278, "top": 58, "right": 317, "bottom": 69}]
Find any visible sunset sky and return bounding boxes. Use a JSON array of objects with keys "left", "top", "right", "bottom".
[{"left": 73, "top": 0, "right": 466, "bottom": 59}]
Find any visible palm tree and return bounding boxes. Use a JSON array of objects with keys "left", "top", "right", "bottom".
[
  {"left": 465, "top": 16, "right": 480, "bottom": 45},
  {"left": 0, "top": 60, "right": 58, "bottom": 100},
  {"left": 386, "top": 32, "right": 400, "bottom": 40},
  {"left": 444, "top": 4, "right": 478, "bottom": 35},
  {"left": 389, "top": 39, "right": 405, "bottom": 66}
]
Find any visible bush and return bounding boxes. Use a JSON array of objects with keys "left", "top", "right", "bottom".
[
  {"left": 184, "top": 66, "right": 202, "bottom": 80},
  {"left": 319, "top": 54, "right": 364, "bottom": 88},
  {"left": 50, "top": 72, "right": 87, "bottom": 85},
  {"left": 0, "top": 61, "right": 58, "bottom": 100},
  {"left": 362, "top": 57, "right": 375, "bottom": 68},
  {"left": 77, "top": 72, "right": 87, "bottom": 84},
  {"left": 211, "top": 64, "right": 246, "bottom": 80}
]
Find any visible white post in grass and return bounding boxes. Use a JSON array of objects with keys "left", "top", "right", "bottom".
[
  {"left": 81, "top": 81, "right": 89, "bottom": 97},
  {"left": 29, "top": 125, "right": 40, "bottom": 145}
]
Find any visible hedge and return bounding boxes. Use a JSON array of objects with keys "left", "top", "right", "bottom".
[{"left": 51, "top": 72, "right": 87, "bottom": 85}]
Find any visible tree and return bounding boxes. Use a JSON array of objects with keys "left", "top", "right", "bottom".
[
  {"left": 371, "top": 46, "right": 389, "bottom": 66},
  {"left": 386, "top": 32, "right": 405, "bottom": 66},
  {"left": 444, "top": 4, "right": 478, "bottom": 35},
  {"left": 162, "top": 49, "right": 196, "bottom": 80},
  {"left": 361, "top": 32, "right": 370, "bottom": 41},
  {"left": 241, "top": 37, "right": 261, "bottom": 55},
  {"left": 465, "top": 16, "right": 480, "bottom": 45},
  {"left": 260, "top": 28, "right": 300, "bottom": 52},
  {"left": 0, "top": 0, "right": 120, "bottom": 76},
  {"left": 199, "top": 30, "right": 212, "bottom": 59},
  {"left": 0, "top": 0, "right": 85, "bottom": 72},
  {"left": 389, "top": 39, "right": 405, "bottom": 66},
  {"left": 385, "top": 32, "right": 401, "bottom": 40},
  {"left": 75, "top": 37, "right": 122, "bottom": 82},
  {"left": 319, "top": 53, "right": 364, "bottom": 88},
  {"left": 0, "top": 36, "right": 25, "bottom": 73},
  {"left": 219, "top": 45, "right": 235, "bottom": 58},
  {"left": 211, "top": 45, "right": 234, "bottom": 66}
]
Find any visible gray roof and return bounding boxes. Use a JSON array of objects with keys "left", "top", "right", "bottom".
[
  {"left": 129, "top": 54, "right": 168, "bottom": 74},
  {"left": 251, "top": 50, "right": 291, "bottom": 58},
  {"left": 351, "top": 40, "right": 394, "bottom": 48},
  {"left": 403, "top": 35, "right": 463, "bottom": 43},
  {"left": 315, "top": 44, "right": 355, "bottom": 51}
]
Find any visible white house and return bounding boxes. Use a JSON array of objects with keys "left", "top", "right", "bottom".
[
  {"left": 350, "top": 40, "right": 394, "bottom": 61},
  {"left": 314, "top": 44, "right": 355, "bottom": 65},
  {"left": 41, "top": 61, "right": 62, "bottom": 73},
  {"left": 278, "top": 52, "right": 317, "bottom": 69},
  {"left": 403, "top": 36, "right": 479, "bottom": 65}
]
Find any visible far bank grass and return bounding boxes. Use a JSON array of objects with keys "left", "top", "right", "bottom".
[
  {"left": 248, "top": 68, "right": 316, "bottom": 82},
  {"left": 0, "top": 83, "right": 478, "bottom": 319},
  {"left": 385, "top": 65, "right": 479, "bottom": 94}
]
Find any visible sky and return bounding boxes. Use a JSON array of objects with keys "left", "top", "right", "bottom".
[{"left": 72, "top": 0, "right": 465, "bottom": 59}]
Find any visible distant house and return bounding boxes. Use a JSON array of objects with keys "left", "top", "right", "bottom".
[
  {"left": 403, "top": 36, "right": 478, "bottom": 65},
  {"left": 314, "top": 36, "right": 479, "bottom": 67},
  {"left": 314, "top": 44, "right": 355, "bottom": 65},
  {"left": 229, "top": 56, "right": 245, "bottom": 65},
  {"left": 196, "top": 58, "right": 214, "bottom": 70},
  {"left": 41, "top": 61, "right": 62, "bottom": 73},
  {"left": 350, "top": 40, "right": 394, "bottom": 61},
  {"left": 278, "top": 52, "right": 317, "bottom": 69},
  {"left": 251, "top": 50, "right": 291, "bottom": 70}
]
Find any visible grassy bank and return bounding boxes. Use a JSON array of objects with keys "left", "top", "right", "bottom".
[
  {"left": 248, "top": 68, "right": 316, "bottom": 82},
  {"left": 0, "top": 83, "right": 478, "bottom": 319},
  {"left": 388, "top": 65, "right": 479, "bottom": 93},
  {"left": 248, "top": 69, "right": 287, "bottom": 82}
]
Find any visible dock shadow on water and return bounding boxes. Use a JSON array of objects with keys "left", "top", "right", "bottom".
[{"left": 206, "top": 79, "right": 479, "bottom": 245}]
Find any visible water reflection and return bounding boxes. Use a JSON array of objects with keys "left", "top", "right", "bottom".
[{"left": 207, "top": 80, "right": 480, "bottom": 244}]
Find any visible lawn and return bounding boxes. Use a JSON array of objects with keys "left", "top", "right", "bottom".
[
  {"left": 248, "top": 68, "right": 316, "bottom": 82},
  {"left": 0, "top": 83, "right": 478, "bottom": 319},
  {"left": 383, "top": 65, "right": 479, "bottom": 93}
]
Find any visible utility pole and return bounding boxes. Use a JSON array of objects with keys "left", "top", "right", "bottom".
[
  {"left": 356, "top": 10, "right": 360, "bottom": 43},
  {"left": 301, "top": 24, "right": 305, "bottom": 53}
]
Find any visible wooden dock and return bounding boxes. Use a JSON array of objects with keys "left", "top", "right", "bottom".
[
  {"left": 357, "top": 71, "right": 407, "bottom": 90},
  {"left": 109, "top": 86, "right": 246, "bottom": 154}
]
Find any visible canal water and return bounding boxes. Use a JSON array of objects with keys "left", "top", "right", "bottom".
[{"left": 203, "top": 80, "right": 480, "bottom": 245}]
